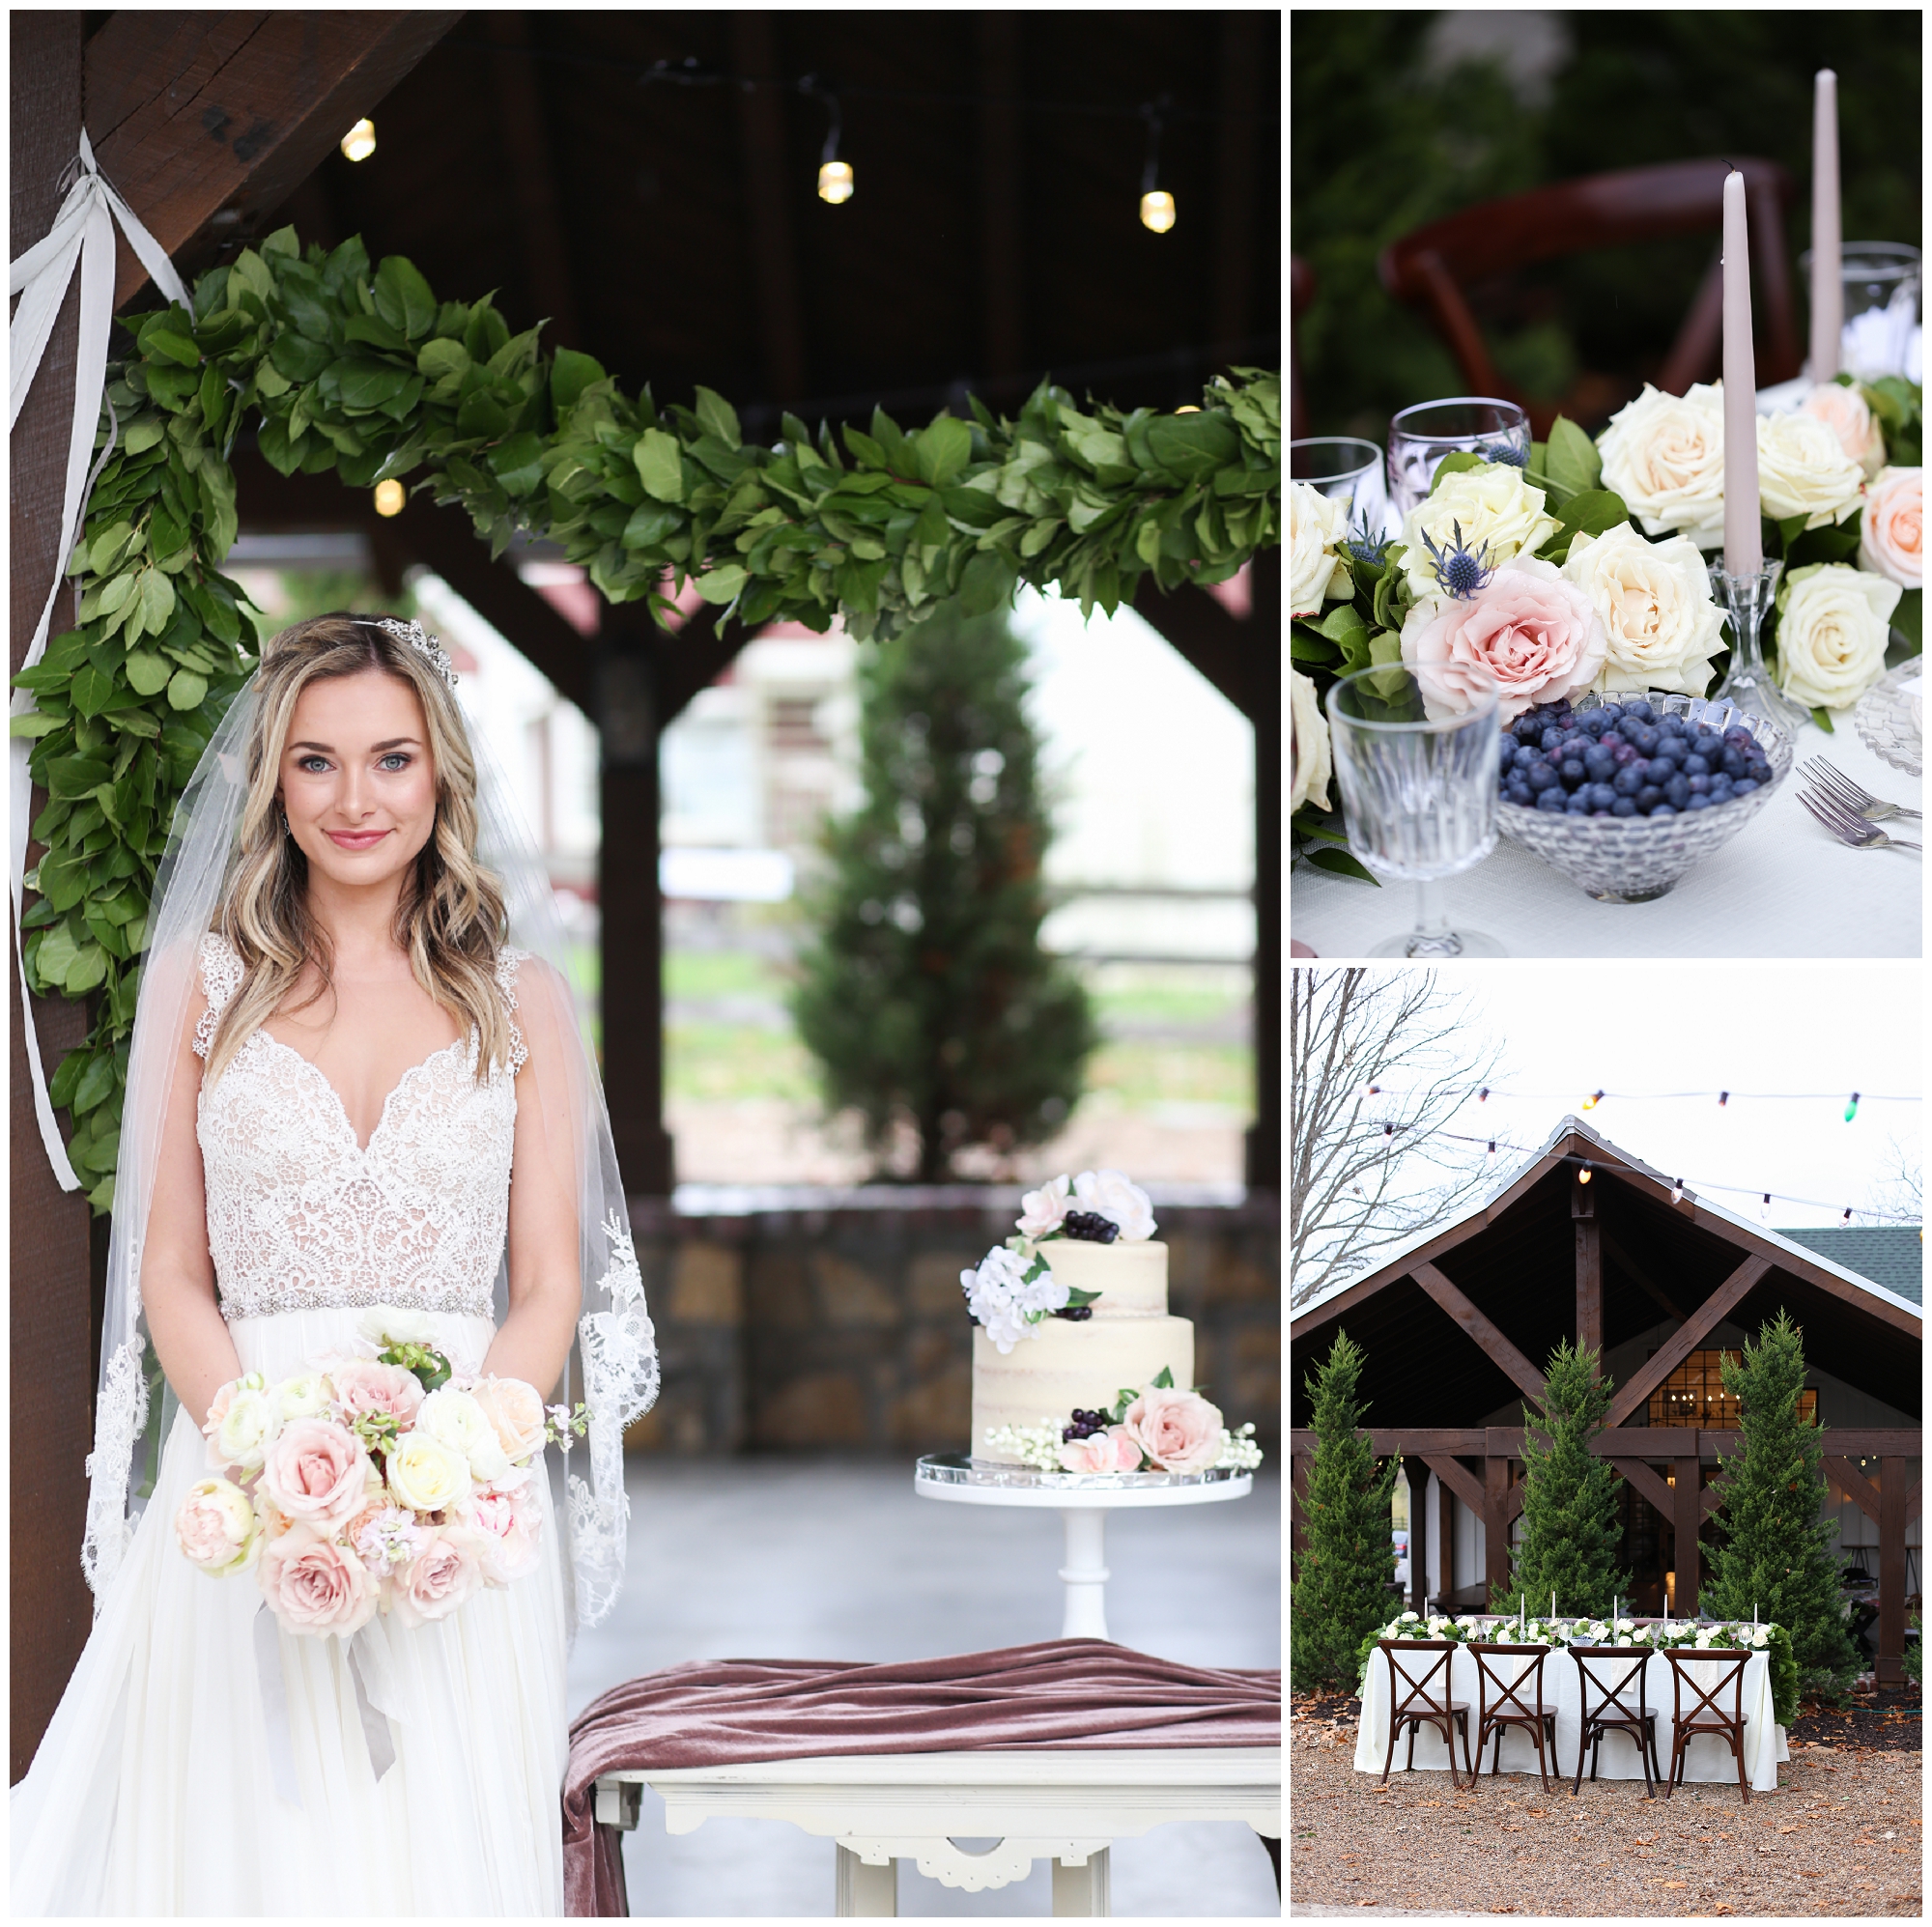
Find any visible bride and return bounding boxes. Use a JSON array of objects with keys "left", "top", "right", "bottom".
[{"left": 12, "top": 613, "right": 657, "bottom": 1914}]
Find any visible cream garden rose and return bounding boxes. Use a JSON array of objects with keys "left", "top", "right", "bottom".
[
  {"left": 1776, "top": 563, "right": 1903, "bottom": 711},
  {"left": 1071, "top": 1168, "right": 1156, "bottom": 1240},
  {"left": 1755, "top": 410, "right": 1865, "bottom": 530},
  {"left": 208, "top": 1385, "right": 281, "bottom": 1473},
  {"left": 1288, "top": 481, "right": 1351, "bottom": 618},
  {"left": 1560, "top": 522, "right": 1725, "bottom": 696},
  {"left": 1860, "top": 467, "right": 1922, "bottom": 588},
  {"left": 415, "top": 1387, "right": 513, "bottom": 1485},
  {"left": 384, "top": 1432, "right": 473, "bottom": 1515},
  {"left": 1290, "top": 667, "right": 1332, "bottom": 813},
  {"left": 1596, "top": 383, "right": 1726, "bottom": 550},
  {"left": 1800, "top": 382, "right": 1889, "bottom": 480},
  {"left": 1400, "top": 465, "right": 1561, "bottom": 609},
  {"left": 468, "top": 1377, "right": 549, "bottom": 1464}
]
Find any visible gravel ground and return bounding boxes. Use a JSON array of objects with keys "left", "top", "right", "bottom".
[{"left": 1287, "top": 1696, "right": 1921, "bottom": 1917}]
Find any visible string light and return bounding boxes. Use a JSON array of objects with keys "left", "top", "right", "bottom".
[
  {"left": 803, "top": 76, "right": 852, "bottom": 204},
  {"left": 1582, "top": 1090, "right": 1605, "bottom": 1111},
  {"left": 373, "top": 479, "right": 405, "bottom": 517},
  {"left": 1487, "top": 1140, "right": 1497, "bottom": 1163},
  {"left": 1719, "top": 1091, "right": 1729, "bottom": 1107},
  {"left": 1138, "top": 98, "right": 1175, "bottom": 232},
  {"left": 1760, "top": 1193, "right": 1772, "bottom": 1224},
  {"left": 1842, "top": 1206, "right": 1855, "bottom": 1225},
  {"left": 341, "top": 119, "right": 377, "bottom": 163},
  {"left": 1577, "top": 1160, "right": 1593, "bottom": 1184},
  {"left": 1844, "top": 1092, "right": 1861, "bottom": 1122},
  {"left": 1670, "top": 1179, "right": 1684, "bottom": 1204},
  {"left": 1478, "top": 1087, "right": 1490, "bottom": 1102}
]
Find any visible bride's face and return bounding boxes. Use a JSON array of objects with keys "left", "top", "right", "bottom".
[{"left": 278, "top": 667, "right": 439, "bottom": 892}]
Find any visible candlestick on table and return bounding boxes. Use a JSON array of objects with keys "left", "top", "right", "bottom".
[
  {"left": 1810, "top": 70, "right": 1841, "bottom": 380},
  {"left": 1720, "top": 169, "right": 1762, "bottom": 577}
]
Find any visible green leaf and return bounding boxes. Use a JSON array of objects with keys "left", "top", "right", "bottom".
[
  {"left": 374, "top": 255, "right": 439, "bottom": 341},
  {"left": 635, "top": 428, "right": 685, "bottom": 503},
  {"left": 9, "top": 711, "right": 62, "bottom": 738},
  {"left": 915, "top": 414, "right": 973, "bottom": 488},
  {"left": 1428, "top": 450, "right": 1489, "bottom": 493},
  {"left": 1544, "top": 415, "right": 1603, "bottom": 499},
  {"left": 1151, "top": 1365, "right": 1175, "bottom": 1390},
  {"left": 124, "top": 650, "right": 172, "bottom": 696},
  {"left": 958, "top": 550, "right": 1017, "bottom": 618},
  {"left": 693, "top": 564, "right": 747, "bottom": 605},
  {"left": 72, "top": 1051, "right": 119, "bottom": 1115},
  {"left": 488, "top": 431, "right": 545, "bottom": 497},
  {"left": 70, "top": 666, "right": 114, "bottom": 718},
  {"left": 417, "top": 336, "right": 470, "bottom": 383},
  {"left": 1305, "top": 846, "right": 1380, "bottom": 884},
  {"left": 1143, "top": 410, "right": 1239, "bottom": 478},
  {"left": 1314, "top": 602, "right": 1367, "bottom": 642},
  {"left": 693, "top": 385, "right": 741, "bottom": 451},
  {"left": 137, "top": 569, "right": 176, "bottom": 636},
  {"left": 335, "top": 358, "right": 412, "bottom": 411},
  {"left": 165, "top": 668, "right": 208, "bottom": 711},
  {"left": 1810, "top": 705, "right": 1835, "bottom": 734},
  {"left": 139, "top": 321, "right": 201, "bottom": 369}
]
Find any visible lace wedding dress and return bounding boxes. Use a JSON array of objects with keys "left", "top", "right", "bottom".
[{"left": 13, "top": 936, "right": 569, "bottom": 1916}]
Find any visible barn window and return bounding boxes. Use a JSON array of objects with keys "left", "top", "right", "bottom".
[{"left": 1647, "top": 1348, "right": 1819, "bottom": 1428}]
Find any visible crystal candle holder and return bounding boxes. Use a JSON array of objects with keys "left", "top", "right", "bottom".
[{"left": 1711, "top": 560, "right": 1809, "bottom": 738}]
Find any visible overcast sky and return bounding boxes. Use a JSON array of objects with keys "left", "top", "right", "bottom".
[{"left": 1384, "top": 961, "right": 1921, "bottom": 1229}]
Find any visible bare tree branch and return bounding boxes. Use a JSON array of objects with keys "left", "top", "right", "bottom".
[{"left": 1859, "top": 1131, "right": 1922, "bottom": 1224}]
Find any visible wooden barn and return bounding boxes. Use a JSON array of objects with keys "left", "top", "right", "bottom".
[{"left": 1289, "top": 1118, "right": 1923, "bottom": 1682}]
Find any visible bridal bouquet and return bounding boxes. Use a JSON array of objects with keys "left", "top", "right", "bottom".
[{"left": 175, "top": 1306, "right": 589, "bottom": 1637}]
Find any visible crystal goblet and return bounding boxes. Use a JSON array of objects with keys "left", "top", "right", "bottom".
[
  {"left": 1290, "top": 436, "right": 1393, "bottom": 544},
  {"left": 1386, "top": 398, "right": 1531, "bottom": 525},
  {"left": 1802, "top": 241, "right": 1922, "bottom": 381}
]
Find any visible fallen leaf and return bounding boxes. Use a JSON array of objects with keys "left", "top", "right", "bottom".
[
  {"left": 1525, "top": 1807, "right": 1546, "bottom": 1816},
  {"left": 1779, "top": 1825, "right": 1802, "bottom": 1834},
  {"left": 1657, "top": 1881, "right": 1690, "bottom": 1890},
  {"left": 1798, "top": 1869, "right": 1823, "bottom": 1878}
]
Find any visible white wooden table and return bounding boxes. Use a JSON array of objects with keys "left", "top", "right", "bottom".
[
  {"left": 913, "top": 1455, "right": 1254, "bottom": 1639},
  {"left": 593, "top": 1746, "right": 1282, "bottom": 1917}
]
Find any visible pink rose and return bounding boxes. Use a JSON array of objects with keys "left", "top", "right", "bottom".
[
  {"left": 391, "top": 1526, "right": 489, "bottom": 1629},
  {"left": 1401, "top": 557, "right": 1607, "bottom": 723},
  {"left": 329, "top": 1358, "right": 426, "bottom": 1430},
  {"left": 465, "top": 1482, "right": 544, "bottom": 1582},
  {"left": 468, "top": 1376, "right": 549, "bottom": 1464},
  {"left": 1058, "top": 1427, "right": 1145, "bottom": 1474},
  {"left": 1802, "top": 383, "right": 1889, "bottom": 482},
  {"left": 1860, "top": 467, "right": 1922, "bottom": 589},
  {"left": 1121, "top": 1386, "right": 1225, "bottom": 1474},
  {"left": 260, "top": 1418, "right": 371, "bottom": 1533},
  {"left": 259, "top": 1525, "right": 379, "bottom": 1636}
]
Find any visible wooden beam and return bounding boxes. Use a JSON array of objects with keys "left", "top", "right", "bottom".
[
  {"left": 1824, "top": 1456, "right": 1884, "bottom": 1524},
  {"left": 1609, "top": 1457, "right": 1676, "bottom": 1520},
  {"left": 484, "top": 12, "right": 582, "bottom": 349},
  {"left": 1687, "top": 1204, "right": 1925, "bottom": 1337},
  {"left": 1209, "top": 10, "right": 1261, "bottom": 364},
  {"left": 1288, "top": 1425, "right": 1924, "bottom": 1462},
  {"left": 976, "top": 13, "right": 1024, "bottom": 391},
  {"left": 1485, "top": 1451, "right": 1511, "bottom": 1604},
  {"left": 1603, "top": 1254, "right": 1771, "bottom": 1431},
  {"left": 1673, "top": 1446, "right": 1701, "bottom": 1616},
  {"left": 1437, "top": 1469, "right": 1456, "bottom": 1608},
  {"left": 1576, "top": 1212, "right": 1602, "bottom": 1362},
  {"left": 86, "top": 11, "right": 459, "bottom": 308},
  {"left": 1410, "top": 1260, "right": 1548, "bottom": 1404},
  {"left": 1419, "top": 1454, "right": 1486, "bottom": 1518},
  {"left": 1505, "top": 1470, "right": 1527, "bottom": 1526},
  {"left": 1701, "top": 1476, "right": 1730, "bottom": 1521},
  {"left": 1879, "top": 1456, "right": 1907, "bottom": 1683},
  {"left": 1407, "top": 1460, "right": 1428, "bottom": 1614},
  {"left": 1600, "top": 1226, "right": 1689, "bottom": 1323},
  {"left": 1911, "top": 1479, "right": 1922, "bottom": 1525},
  {"left": 731, "top": 13, "right": 806, "bottom": 405},
  {"left": 1244, "top": 556, "right": 1278, "bottom": 1193}
]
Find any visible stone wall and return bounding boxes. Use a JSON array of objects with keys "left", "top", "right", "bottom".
[{"left": 620, "top": 1194, "right": 1281, "bottom": 1457}]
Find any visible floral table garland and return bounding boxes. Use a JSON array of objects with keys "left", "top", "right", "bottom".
[{"left": 1292, "top": 376, "right": 1922, "bottom": 880}]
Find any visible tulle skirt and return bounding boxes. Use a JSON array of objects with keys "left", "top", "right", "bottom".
[{"left": 11, "top": 1309, "right": 568, "bottom": 1917}]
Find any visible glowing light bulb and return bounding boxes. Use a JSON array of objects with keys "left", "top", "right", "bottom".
[
  {"left": 1139, "top": 188, "right": 1176, "bottom": 234},
  {"left": 818, "top": 159, "right": 854, "bottom": 204},
  {"left": 341, "top": 119, "right": 377, "bottom": 164},
  {"left": 1577, "top": 1162, "right": 1593, "bottom": 1184},
  {"left": 1582, "top": 1090, "right": 1604, "bottom": 1111},
  {"left": 373, "top": 479, "right": 405, "bottom": 517},
  {"left": 1760, "top": 1193, "right": 1772, "bottom": 1224},
  {"left": 1669, "top": 1179, "right": 1684, "bottom": 1204},
  {"left": 1844, "top": 1091, "right": 1861, "bottom": 1122}
]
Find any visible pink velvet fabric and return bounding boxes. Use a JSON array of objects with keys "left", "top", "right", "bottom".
[{"left": 562, "top": 1638, "right": 1281, "bottom": 1916}]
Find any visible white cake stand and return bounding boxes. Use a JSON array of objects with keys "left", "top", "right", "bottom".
[{"left": 914, "top": 1454, "right": 1253, "bottom": 1641}]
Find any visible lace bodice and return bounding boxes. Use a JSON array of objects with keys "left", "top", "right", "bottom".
[{"left": 193, "top": 933, "right": 527, "bottom": 1321}]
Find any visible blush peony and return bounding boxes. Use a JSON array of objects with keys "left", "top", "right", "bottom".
[
  {"left": 259, "top": 1526, "right": 379, "bottom": 1636},
  {"left": 260, "top": 1418, "right": 371, "bottom": 1534},
  {"left": 1800, "top": 382, "right": 1889, "bottom": 481},
  {"left": 465, "top": 1483, "right": 544, "bottom": 1583},
  {"left": 1058, "top": 1428, "right": 1144, "bottom": 1474},
  {"left": 1015, "top": 1174, "right": 1073, "bottom": 1240},
  {"left": 1121, "top": 1385, "right": 1224, "bottom": 1474},
  {"left": 207, "top": 1384, "right": 280, "bottom": 1473},
  {"left": 175, "top": 1477, "right": 261, "bottom": 1574},
  {"left": 1860, "top": 467, "right": 1922, "bottom": 589},
  {"left": 390, "top": 1526, "right": 489, "bottom": 1629},
  {"left": 1400, "top": 557, "right": 1607, "bottom": 722}
]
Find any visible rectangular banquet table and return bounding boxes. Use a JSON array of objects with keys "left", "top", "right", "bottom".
[
  {"left": 1291, "top": 711, "right": 1921, "bottom": 959},
  {"left": 1352, "top": 1645, "right": 1788, "bottom": 1791}
]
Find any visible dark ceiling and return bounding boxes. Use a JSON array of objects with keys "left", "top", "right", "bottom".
[{"left": 237, "top": 11, "right": 1278, "bottom": 442}]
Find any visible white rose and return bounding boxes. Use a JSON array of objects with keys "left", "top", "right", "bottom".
[
  {"left": 414, "top": 1387, "right": 513, "bottom": 1484},
  {"left": 275, "top": 1371, "right": 332, "bottom": 1421},
  {"left": 1860, "top": 466, "right": 1922, "bottom": 588},
  {"left": 1561, "top": 521, "right": 1726, "bottom": 696},
  {"left": 1800, "top": 382, "right": 1889, "bottom": 481},
  {"left": 1290, "top": 667, "right": 1333, "bottom": 813},
  {"left": 1072, "top": 1169, "right": 1156, "bottom": 1241},
  {"left": 384, "top": 1432, "right": 473, "bottom": 1514},
  {"left": 1401, "top": 464, "right": 1562, "bottom": 609},
  {"left": 1288, "top": 481, "right": 1352, "bottom": 618},
  {"left": 1016, "top": 1175, "right": 1072, "bottom": 1240},
  {"left": 355, "top": 1304, "right": 438, "bottom": 1349},
  {"left": 1776, "top": 563, "right": 1903, "bottom": 711},
  {"left": 210, "top": 1387, "right": 281, "bottom": 1473},
  {"left": 1751, "top": 1628, "right": 1770, "bottom": 1648},
  {"left": 1755, "top": 410, "right": 1865, "bottom": 531},
  {"left": 1596, "top": 383, "right": 1727, "bottom": 550}
]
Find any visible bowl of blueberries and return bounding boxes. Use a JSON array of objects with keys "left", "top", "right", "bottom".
[{"left": 1495, "top": 691, "right": 1793, "bottom": 902}]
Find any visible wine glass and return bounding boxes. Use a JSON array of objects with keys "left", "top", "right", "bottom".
[
  {"left": 1289, "top": 436, "right": 1393, "bottom": 543},
  {"left": 1386, "top": 399, "right": 1531, "bottom": 525},
  {"left": 1801, "top": 241, "right": 1922, "bottom": 381},
  {"left": 1324, "top": 665, "right": 1505, "bottom": 957}
]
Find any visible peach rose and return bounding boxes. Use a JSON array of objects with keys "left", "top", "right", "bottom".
[
  {"left": 1801, "top": 383, "right": 1889, "bottom": 482},
  {"left": 468, "top": 1376, "right": 550, "bottom": 1464},
  {"left": 1121, "top": 1385, "right": 1224, "bottom": 1474},
  {"left": 1400, "top": 556, "right": 1607, "bottom": 722},
  {"left": 329, "top": 1358, "right": 426, "bottom": 1430},
  {"left": 259, "top": 1526, "right": 379, "bottom": 1636},
  {"left": 1860, "top": 467, "right": 1922, "bottom": 589},
  {"left": 391, "top": 1526, "right": 489, "bottom": 1629},
  {"left": 465, "top": 1483, "right": 544, "bottom": 1582},
  {"left": 260, "top": 1418, "right": 371, "bottom": 1534},
  {"left": 175, "top": 1477, "right": 261, "bottom": 1574},
  {"left": 1058, "top": 1428, "right": 1144, "bottom": 1474}
]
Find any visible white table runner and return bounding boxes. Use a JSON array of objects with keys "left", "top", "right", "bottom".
[
  {"left": 1353, "top": 1646, "right": 1787, "bottom": 1791},
  {"left": 1292, "top": 714, "right": 1921, "bottom": 959}
]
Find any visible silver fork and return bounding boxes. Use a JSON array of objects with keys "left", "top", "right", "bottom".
[
  {"left": 1798, "top": 785, "right": 1922, "bottom": 852},
  {"left": 1800, "top": 755, "right": 1922, "bottom": 823}
]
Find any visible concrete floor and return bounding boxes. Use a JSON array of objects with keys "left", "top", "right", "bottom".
[{"left": 567, "top": 1457, "right": 1281, "bottom": 1917}]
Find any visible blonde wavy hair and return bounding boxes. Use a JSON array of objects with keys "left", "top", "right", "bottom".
[{"left": 202, "top": 613, "right": 516, "bottom": 1082}]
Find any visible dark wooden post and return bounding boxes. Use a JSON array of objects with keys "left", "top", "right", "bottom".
[
  {"left": 10, "top": 7, "right": 99, "bottom": 1787},
  {"left": 1674, "top": 1444, "right": 1701, "bottom": 1617},
  {"left": 1485, "top": 1433, "right": 1512, "bottom": 1605},
  {"left": 1878, "top": 1456, "right": 1907, "bottom": 1683},
  {"left": 1573, "top": 1171, "right": 1601, "bottom": 1363},
  {"left": 1245, "top": 555, "right": 1280, "bottom": 1193},
  {"left": 1437, "top": 1470, "right": 1456, "bottom": 1610},
  {"left": 1288, "top": 1448, "right": 1308, "bottom": 1580},
  {"left": 1407, "top": 1460, "right": 1428, "bottom": 1614}
]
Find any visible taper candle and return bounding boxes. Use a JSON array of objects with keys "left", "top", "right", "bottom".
[
  {"left": 1721, "top": 169, "right": 1763, "bottom": 574},
  {"left": 1810, "top": 70, "right": 1841, "bottom": 380}
]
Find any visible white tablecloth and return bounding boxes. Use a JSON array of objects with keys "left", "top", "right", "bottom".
[
  {"left": 1293, "top": 714, "right": 1921, "bottom": 958},
  {"left": 1354, "top": 1645, "right": 1788, "bottom": 1791}
]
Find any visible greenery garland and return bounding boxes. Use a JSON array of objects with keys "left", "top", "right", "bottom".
[{"left": 11, "top": 226, "right": 1282, "bottom": 1211}]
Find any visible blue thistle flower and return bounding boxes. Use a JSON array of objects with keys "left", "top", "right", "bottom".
[
  {"left": 1339, "top": 509, "right": 1391, "bottom": 571},
  {"left": 1485, "top": 443, "right": 1529, "bottom": 468},
  {"left": 1418, "top": 520, "right": 1497, "bottom": 601}
]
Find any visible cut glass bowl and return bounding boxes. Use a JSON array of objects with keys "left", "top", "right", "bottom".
[{"left": 1495, "top": 692, "right": 1794, "bottom": 903}]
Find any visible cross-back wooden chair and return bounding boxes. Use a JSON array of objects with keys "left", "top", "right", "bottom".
[
  {"left": 1662, "top": 1647, "right": 1753, "bottom": 1803},
  {"left": 1378, "top": 157, "right": 1800, "bottom": 436},
  {"left": 1469, "top": 1642, "right": 1560, "bottom": 1793},
  {"left": 1569, "top": 1645, "right": 1663, "bottom": 1799},
  {"left": 1378, "top": 1639, "right": 1474, "bottom": 1790}
]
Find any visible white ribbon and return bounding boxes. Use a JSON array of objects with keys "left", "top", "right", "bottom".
[{"left": 8, "top": 133, "right": 187, "bottom": 1191}]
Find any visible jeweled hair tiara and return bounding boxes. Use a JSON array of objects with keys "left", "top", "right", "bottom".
[{"left": 371, "top": 615, "right": 458, "bottom": 689}]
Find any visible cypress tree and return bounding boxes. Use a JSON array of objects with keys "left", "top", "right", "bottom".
[
  {"left": 1492, "top": 1340, "right": 1630, "bottom": 1619},
  {"left": 1290, "top": 1330, "right": 1398, "bottom": 1694},
  {"left": 1704, "top": 1311, "right": 1860, "bottom": 1688},
  {"left": 790, "top": 598, "right": 1096, "bottom": 1179}
]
